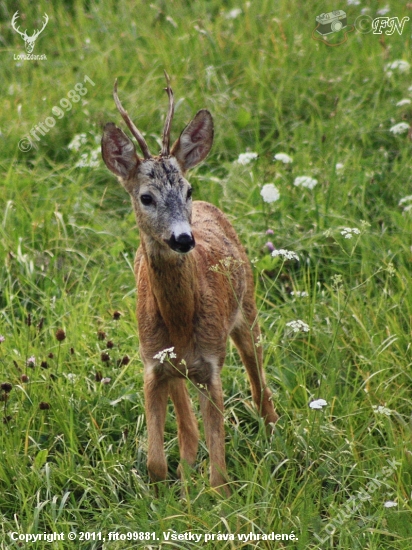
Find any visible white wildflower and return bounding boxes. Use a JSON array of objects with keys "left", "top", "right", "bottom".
[
  {"left": 386, "top": 60, "right": 410, "bottom": 74},
  {"left": 396, "top": 98, "right": 411, "bottom": 107},
  {"left": 309, "top": 398, "right": 328, "bottom": 409},
  {"left": 335, "top": 162, "right": 344, "bottom": 174},
  {"left": 101, "top": 377, "right": 112, "bottom": 385},
  {"left": 68, "top": 133, "right": 88, "bottom": 152},
  {"left": 153, "top": 347, "right": 177, "bottom": 364},
  {"left": 27, "top": 355, "right": 36, "bottom": 367},
  {"left": 399, "top": 195, "right": 412, "bottom": 212},
  {"left": 290, "top": 290, "right": 309, "bottom": 298},
  {"left": 294, "top": 176, "right": 318, "bottom": 190},
  {"left": 399, "top": 195, "right": 412, "bottom": 205},
  {"left": 271, "top": 249, "right": 299, "bottom": 261},
  {"left": 260, "top": 183, "right": 280, "bottom": 203},
  {"left": 286, "top": 320, "right": 310, "bottom": 333},
  {"left": 236, "top": 152, "right": 258, "bottom": 165},
  {"left": 66, "top": 373, "right": 77, "bottom": 382},
  {"left": 372, "top": 405, "right": 392, "bottom": 416},
  {"left": 377, "top": 5, "right": 390, "bottom": 16},
  {"left": 225, "top": 8, "right": 242, "bottom": 19},
  {"left": 75, "top": 147, "right": 101, "bottom": 168},
  {"left": 347, "top": 0, "right": 360, "bottom": 5},
  {"left": 274, "top": 152, "right": 293, "bottom": 164},
  {"left": 340, "top": 227, "right": 361, "bottom": 239},
  {"left": 384, "top": 501, "right": 397, "bottom": 508}
]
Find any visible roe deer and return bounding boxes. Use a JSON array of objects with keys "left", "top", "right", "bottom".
[{"left": 101, "top": 74, "right": 278, "bottom": 495}]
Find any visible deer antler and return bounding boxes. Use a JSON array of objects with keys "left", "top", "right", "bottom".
[
  {"left": 11, "top": 11, "right": 28, "bottom": 39},
  {"left": 31, "top": 14, "right": 49, "bottom": 40},
  {"left": 161, "top": 70, "right": 174, "bottom": 157},
  {"left": 113, "top": 79, "right": 152, "bottom": 160}
]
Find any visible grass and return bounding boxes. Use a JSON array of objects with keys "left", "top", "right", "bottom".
[{"left": 1, "top": 0, "right": 412, "bottom": 548}]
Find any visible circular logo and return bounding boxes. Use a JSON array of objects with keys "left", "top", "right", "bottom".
[
  {"left": 18, "top": 137, "right": 33, "bottom": 152},
  {"left": 354, "top": 15, "right": 373, "bottom": 34}
]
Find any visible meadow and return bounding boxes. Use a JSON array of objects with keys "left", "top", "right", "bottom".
[{"left": 1, "top": 0, "right": 412, "bottom": 548}]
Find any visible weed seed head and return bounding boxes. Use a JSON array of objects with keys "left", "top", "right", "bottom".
[{"left": 55, "top": 329, "right": 66, "bottom": 342}]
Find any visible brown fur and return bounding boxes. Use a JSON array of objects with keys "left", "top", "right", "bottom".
[{"left": 101, "top": 83, "right": 278, "bottom": 495}]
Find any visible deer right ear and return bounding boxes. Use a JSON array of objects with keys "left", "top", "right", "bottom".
[{"left": 101, "top": 122, "right": 140, "bottom": 182}]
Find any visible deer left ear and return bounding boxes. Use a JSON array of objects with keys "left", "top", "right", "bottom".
[{"left": 171, "top": 109, "right": 213, "bottom": 171}]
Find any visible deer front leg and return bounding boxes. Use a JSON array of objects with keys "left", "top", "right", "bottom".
[
  {"left": 169, "top": 378, "right": 199, "bottom": 478},
  {"left": 198, "top": 376, "right": 230, "bottom": 496},
  {"left": 144, "top": 370, "right": 169, "bottom": 483}
]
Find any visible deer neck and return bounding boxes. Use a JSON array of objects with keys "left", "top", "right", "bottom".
[{"left": 141, "top": 236, "right": 198, "bottom": 340}]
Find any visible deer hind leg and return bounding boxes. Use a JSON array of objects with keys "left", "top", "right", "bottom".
[
  {"left": 197, "top": 373, "right": 230, "bottom": 496},
  {"left": 231, "top": 316, "right": 279, "bottom": 426},
  {"left": 168, "top": 378, "right": 199, "bottom": 478},
  {"left": 144, "top": 370, "right": 169, "bottom": 483}
]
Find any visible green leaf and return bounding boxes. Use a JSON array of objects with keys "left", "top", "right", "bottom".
[{"left": 33, "top": 449, "right": 48, "bottom": 470}]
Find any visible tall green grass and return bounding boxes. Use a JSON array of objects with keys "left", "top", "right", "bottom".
[{"left": 1, "top": 0, "right": 412, "bottom": 548}]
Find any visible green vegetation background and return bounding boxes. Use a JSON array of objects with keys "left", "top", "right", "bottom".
[{"left": 0, "top": 0, "right": 411, "bottom": 548}]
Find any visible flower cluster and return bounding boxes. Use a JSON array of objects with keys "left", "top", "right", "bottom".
[
  {"left": 372, "top": 405, "right": 392, "bottom": 416},
  {"left": 260, "top": 183, "right": 280, "bottom": 203},
  {"left": 68, "top": 133, "right": 88, "bottom": 151},
  {"left": 399, "top": 195, "right": 412, "bottom": 212},
  {"left": 236, "top": 152, "right": 258, "bottom": 165},
  {"left": 309, "top": 398, "right": 327, "bottom": 410},
  {"left": 153, "top": 347, "right": 177, "bottom": 364},
  {"left": 271, "top": 249, "right": 299, "bottom": 261},
  {"left": 290, "top": 290, "right": 308, "bottom": 298},
  {"left": 293, "top": 176, "right": 318, "bottom": 190},
  {"left": 385, "top": 59, "right": 410, "bottom": 75},
  {"left": 390, "top": 122, "right": 409, "bottom": 135},
  {"left": 274, "top": 152, "right": 293, "bottom": 164},
  {"left": 75, "top": 147, "right": 100, "bottom": 168},
  {"left": 286, "top": 320, "right": 310, "bottom": 333},
  {"left": 387, "top": 64, "right": 412, "bottom": 132},
  {"left": 396, "top": 98, "right": 411, "bottom": 107},
  {"left": 335, "top": 162, "right": 344, "bottom": 174},
  {"left": 340, "top": 227, "right": 360, "bottom": 239}
]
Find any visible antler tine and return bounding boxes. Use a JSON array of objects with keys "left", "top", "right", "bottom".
[
  {"left": 161, "top": 70, "right": 174, "bottom": 157},
  {"left": 113, "top": 79, "right": 152, "bottom": 160},
  {"left": 11, "top": 11, "right": 27, "bottom": 37}
]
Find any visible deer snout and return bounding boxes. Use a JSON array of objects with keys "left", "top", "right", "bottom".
[{"left": 168, "top": 232, "right": 195, "bottom": 253}]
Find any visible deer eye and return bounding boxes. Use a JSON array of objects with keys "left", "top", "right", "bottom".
[
  {"left": 140, "top": 194, "right": 154, "bottom": 206},
  {"left": 186, "top": 188, "right": 193, "bottom": 200}
]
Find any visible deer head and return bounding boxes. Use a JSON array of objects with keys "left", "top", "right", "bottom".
[
  {"left": 11, "top": 11, "right": 49, "bottom": 53},
  {"left": 101, "top": 73, "right": 214, "bottom": 254}
]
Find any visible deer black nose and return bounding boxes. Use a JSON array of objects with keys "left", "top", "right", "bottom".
[{"left": 168, "top": 233, "right": 195, "bottom": 253}]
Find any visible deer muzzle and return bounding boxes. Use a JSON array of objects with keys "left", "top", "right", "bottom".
[{"left": 167, "top": 232, "right": 195, "bottom": 253}]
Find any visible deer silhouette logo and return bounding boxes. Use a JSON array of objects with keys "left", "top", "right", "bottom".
[{"left": 11, "top": 11, "right": 49, "bottom": 53}]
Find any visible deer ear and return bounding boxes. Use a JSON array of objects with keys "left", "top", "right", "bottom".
[
  {"left": 171, "top": 109, "right": 213, "bottom": 171},
  {"left": 101, "top": 122, "right": 140, "bottom": 182}
]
